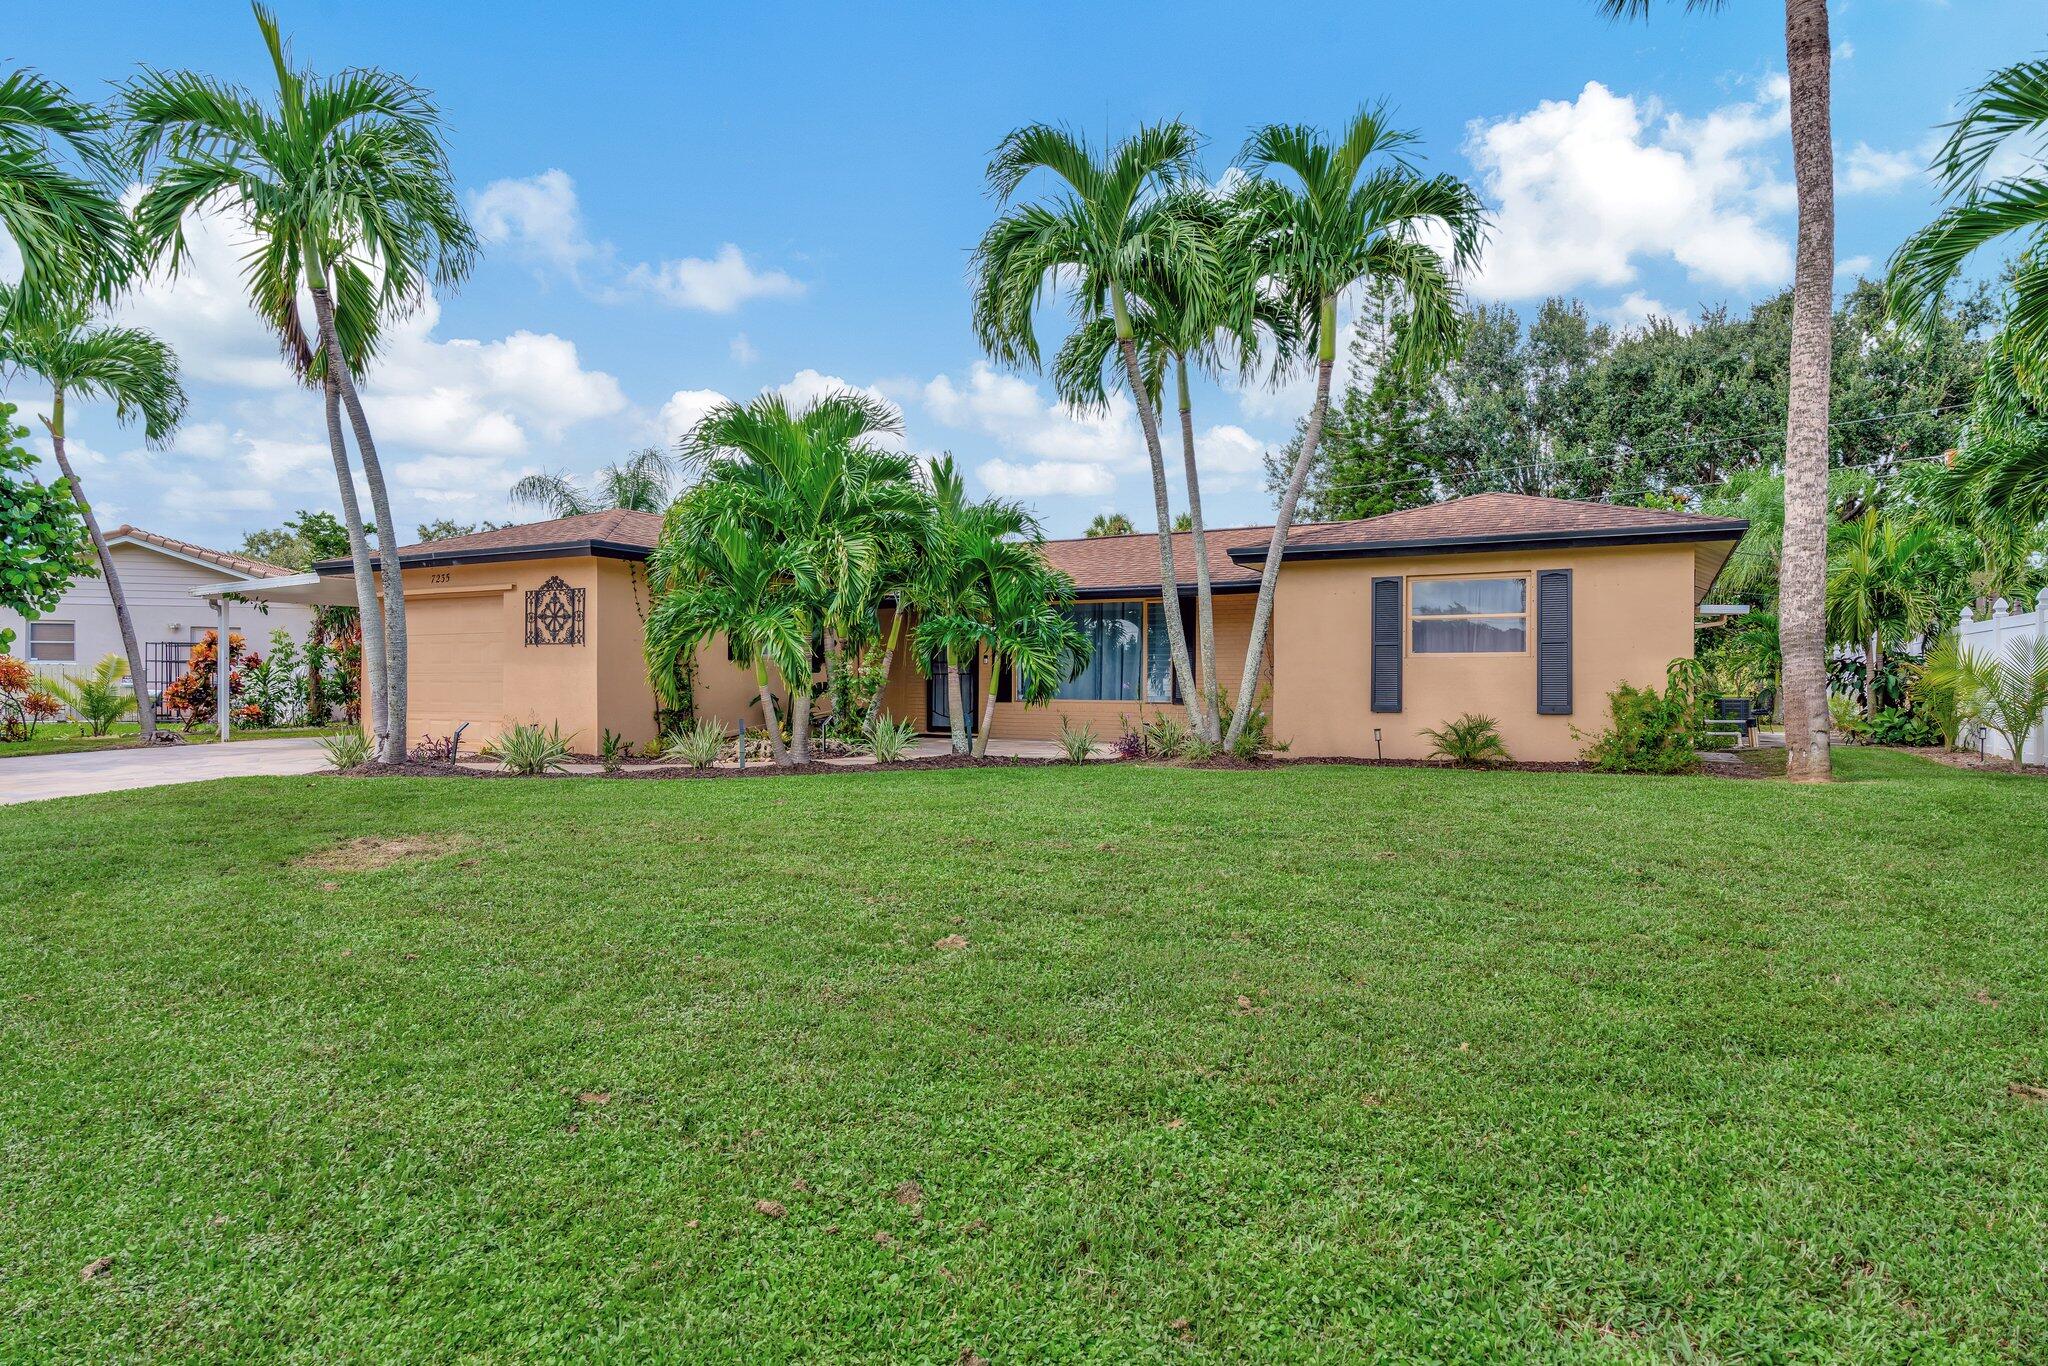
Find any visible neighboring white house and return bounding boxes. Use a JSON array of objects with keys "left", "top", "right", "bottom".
[{"left": 0, "top": 526, "right": 313, "bottom": 708}]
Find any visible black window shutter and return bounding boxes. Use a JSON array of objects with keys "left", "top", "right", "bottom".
[
  {"left": 1536, "top": 568, "right": 1572, "bottom": 715},
  {"left": 1370, "top": 576, "right": 1402, "bottom": 713}
]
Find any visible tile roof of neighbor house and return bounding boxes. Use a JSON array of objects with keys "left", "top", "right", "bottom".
[
  {"left": 105, "top": 525, "right": 299, "bottom": 579},
  {"left": 310, "top": 494, "right": 1746, "bottom": 588}
]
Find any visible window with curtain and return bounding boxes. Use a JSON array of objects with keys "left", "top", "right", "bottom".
[
  {"left": 1054, "top": 602, "right": 1143, "bottom": 700},
  {"left": 1410, "top": 576, "right": 1527, "bottom": 653},
  {"left": 1144, "top": 601, "right": 1177, "bottom": 703}
]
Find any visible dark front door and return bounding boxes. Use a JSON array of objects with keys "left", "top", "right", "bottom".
[{"left": 926, "top": 653, "right": 978, "bottom": 735}]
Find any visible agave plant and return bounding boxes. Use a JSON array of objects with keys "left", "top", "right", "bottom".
[
  {"left": 483, "top": 722, "right": 575, "bottom": 775},
  {"left": 865, "top": 713, "right": 919, "bottom": 764},
  {"left": 665, "top": 717, "right": 728, "bottom": 770},
  {"left": 319, "top": 729, "right": 372, "bottom": 771}
]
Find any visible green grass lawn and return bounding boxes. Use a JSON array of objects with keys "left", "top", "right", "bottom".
[
  {"left": 0, "top": 721, "right": 352, "bottom": 759},
  {"left": 3, "top": 750, "right": 2044, "bottom": 1358}
]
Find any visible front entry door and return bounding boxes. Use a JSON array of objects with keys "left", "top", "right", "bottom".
[{"left": 926, "top": 653, "right": 978, "bottom": 735}]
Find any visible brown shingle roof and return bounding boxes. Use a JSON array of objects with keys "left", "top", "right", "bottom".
[
  {"left": 1228, "top": 492, "right": 1746, "bottom": 565},
  {"left": 386, "top": 508, "right": 666, "bottom": 560},
  {"left": 106, "top": 525, "right": 298, "bottom": 579},
  {"left": 1040, "top": 524, "right": 1271, "bottom": 594}
]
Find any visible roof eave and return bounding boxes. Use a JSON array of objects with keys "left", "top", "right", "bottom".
[
  {"left": 1226, "top": 522, "right": 1750, "bottom": 566},
  {"left": 312, "top": 538, "right": 653, "bottom": 576}
]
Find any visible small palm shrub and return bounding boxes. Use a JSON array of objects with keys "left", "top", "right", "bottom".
[
  {"left": 1578, "top": 660, "right": 1708, "bottom": 774},
  {"left": 484, "top": 722, "right": 575, "bottom": 775},
  {"left": 1056, "top": 715, "right": 1097, "bottom": 764},
  {"left": 666, "top": 718, "right": 727, "bottom": 769},
  {"left": 1827, "top": 693, "right": 1868, "bottom": 742},
  {"left": 42, "top": 654, "right": 134, "bottom": 736},
  {"left": 1972, "top": 636, "right": 2048, "bottom": 772},
  {"left": 1420, "top": 713, "right": 1511, "bottom": 766},
  {"left": 867, "top": 713, "right": 918, "bottom": 764},
  {"left": 320, "top": 730, "right": 372, "bottom": 770},
  {"left": 1229, "top": 694, "right": 1284, "bottom": 760}
]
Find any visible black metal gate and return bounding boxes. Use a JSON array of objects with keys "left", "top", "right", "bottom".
[{"left": 145, "top": 640, "right": 192, "bottom": 715}]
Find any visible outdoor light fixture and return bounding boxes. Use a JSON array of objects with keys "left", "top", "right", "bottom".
[{"left": 1373, "top": 727, "right": 1383, "bottom": 761}]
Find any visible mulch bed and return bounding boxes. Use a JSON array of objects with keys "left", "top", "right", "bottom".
[
  {"left": 1885, "top": 745, "right": 2047, "bottom": 777},
  {"left": 339, "top": 753, "right": 1646, "bottom": 781}
]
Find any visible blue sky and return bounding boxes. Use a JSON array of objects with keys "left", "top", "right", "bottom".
[{"left": 5, "top": 0, "right": 2037, "bottom": 550}]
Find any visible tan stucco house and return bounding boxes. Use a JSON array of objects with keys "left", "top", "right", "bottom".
[{"left": 246, "top": 492, "right": 1743, "bottom": 761}]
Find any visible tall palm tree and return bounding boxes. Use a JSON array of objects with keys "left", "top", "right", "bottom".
[
  {"left": 673, "top": 389, "right": 923, "bottom": 762},
  {"left": 1052, "top": 183, "right": 1300, "bottom": 737},
  {"left": 1084, "top": 512, "right": 1135, "bottom": 538},
  {"left": 0, "top": 69, "right": 130, "bottom": 320},
  {"left": 911, "top": 456, "right": 1040, "bottom": 755},
  {"left": 510, "top": 447, "right": 681, "bottom": 517},
  {"left": 1825, "top": 510, "right": 1937, "bottom": 718},
  {"left": 0, "top": 284, "right": 185, "bottom": 740},
  {"left": 972, "top": 121, "right": 1216, "bottom": 731},
  {"left": 1603, "top": 0, "right": 1836, "bottom": 780},
  {"left": 123, "top": 2, "right": 478, "bottom": 762},
  {"left": 968, "top": 551, "right": 1086, "bottom": 758},
  {"left": 1889, "top": 55, "right": 2048, "bottom": 530},
  {"left": 1226, "top": 107, "right": 1485, "bottom": 749}
]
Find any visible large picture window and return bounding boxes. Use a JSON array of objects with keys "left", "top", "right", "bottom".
[
  {"left": 1144, "top": 601, "right": 1177, "bottom": 704},
  {"left": 1410, "top": 576, "right": 1526, "bottom": 654},
  {"left": 1055, "top": 602, "right": 1143, "bottom": 700}
]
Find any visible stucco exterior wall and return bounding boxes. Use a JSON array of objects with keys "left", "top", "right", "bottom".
[{"left": 1269, "top": 543, "right": 1697, "bottom": 761}]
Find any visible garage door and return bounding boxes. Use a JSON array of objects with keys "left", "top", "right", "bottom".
[{"left": 405, "top": 592, "right": 506, "bottom": 741}]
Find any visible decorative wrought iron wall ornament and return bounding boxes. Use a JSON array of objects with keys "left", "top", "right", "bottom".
[{"left": 525, "top": 575, "right": 586, "bottom": 646}]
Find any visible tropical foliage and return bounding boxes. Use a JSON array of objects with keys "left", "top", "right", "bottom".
[
  {"left": 482, "top": 721, "right": 576, "bottom": 775},
  {"left": 1420, "top": 713, "right": 1512, "bottom": 767},
  {"left": 0, "top": 400, "right": 91, "bottom": 655},
  {"left": 511, "top": 447, "right": 681, "bottom": 517},
  {"left": 40, "top": 653, "right": 135, "bottom": 736},
  {"left": 0, "top": 68, "right": 130, "bottom": 316}
]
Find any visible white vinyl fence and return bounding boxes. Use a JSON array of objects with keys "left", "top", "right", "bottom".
[{"left": 1956, "top": 587, "right": 2048, "bottom": 766}]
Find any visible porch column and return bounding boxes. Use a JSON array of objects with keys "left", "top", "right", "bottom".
[{"left": 216, "top": 596, "right": 230, "bottom": 742}]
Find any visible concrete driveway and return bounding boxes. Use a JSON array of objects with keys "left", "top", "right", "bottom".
[{"left": 0, "top": 737, "right": 334, "bottom": 807}]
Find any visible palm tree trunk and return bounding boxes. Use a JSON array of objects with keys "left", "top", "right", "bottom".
[
  {"left": 1175, "top": 358, "right": 1218, "bottom": 739},
  {"left": 972, "top": 651, "right": 998, "bottom": 758},
  {"left": 945, "top": 650, "right": 969, "bottom": 755},
  {"left": 862, "top": 609, "right": 904, "bottom": 731},
  {"left": 1864, "top": 633, "right": 1880, "bottom": 718},
  {"left": 1113, "top": 287, "right": 1202, "bottom": 729},
  {"left": 1226, "top": 296, "right": 1339, "bottom": 750},
  {"left": 308, "top": 278, "right": 408, "bottom": 764},
  {"left": 321, "top": 371, "right": 388, "bottom": 752},
  {"left": 43, "top": 387, "right": 156, "bottom": 742},
  {"left": 789, "top": 684, "right": 813, "bottom": 764},
  {"left": 1778, "top": 0, "right": 1835, "bottom": 783},
  {"left": 755, "top": 670, "right": 791, "bottom": 765}
]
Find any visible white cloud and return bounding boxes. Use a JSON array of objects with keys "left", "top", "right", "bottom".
[
  {"left": 469, "top": 168, "right": 594, "bottom": 275},
  {"left": 1836, "top": 254, "right": 1874, "bottom": 280},
  {"left": 730, "top": 332, "right": 760, "bottom": 364},
  {"left": 1463, "top": 78, "right": 1793, "bottom": 299},
  {"left": 1840, "top": 141, "right": 1922, "bottom": 195},
  {"left": 625, "top": 244, "right": 803, "bottom": 313},
  {"left": 977, "top": 458, "right": 1115, "bottom": 498},
  {"left": 659, "top": 388, "right": 727, "bottom": 445},
  {"left": 1602, "top": 290, "right": 1687, "bottom": 331}
]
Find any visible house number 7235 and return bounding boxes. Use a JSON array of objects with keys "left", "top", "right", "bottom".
[{"left": 430, "top": 573, "right": 452, "bottom": 584}]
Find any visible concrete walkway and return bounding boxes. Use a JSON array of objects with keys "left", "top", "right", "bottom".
[{"left": 0, "top": 737, "right": 333, "bottom": 807}]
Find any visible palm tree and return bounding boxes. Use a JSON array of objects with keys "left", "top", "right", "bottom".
[
  {"left": 0, "top": 69, "right": 130, "bottom": 320},
  {"left": 972, "top": 121, "right": 1215, "bottom": 732},
  {"left": 123, "top": 3, "right": 478, "bottom": 763},
  {"left": 645, "top": 517, "right": 815, "bottom": 767},
  {"left": 910, "top": 456, "right": 1040, "bottom": 755},
  {"left": 1602, "top": 0, "right": 1836, "bottom": 781},
  {"left": 1825, "top": 511, "right": 1937, "bottom": 718},
  {"left": 1226, "top": 107, "right": 1485, "bottom": 749},
  {"left": 1052, "top": 183, "right": 1300, "bottom": 737},
  {"left": 0, "top": 284, "right": 185, "bottom": 741},
  {"left": 671, "top": 389, "right": 923, "bottom": 763},
  {"left": 510, "top": 447, "right": 681, "bottom": 517},
  {"left": 968, "top": 553, "right": 1086, "bottom": 759},
  {"left": 1084, "top": 512, "right": 1135, "bottom": 538}
]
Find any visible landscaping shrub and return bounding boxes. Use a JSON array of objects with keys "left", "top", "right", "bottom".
[
  {"left": 1419, "top": 713, "right": 1511, "bottom": 766},
  {"left": 599, "top": 728, "right": 632, "bottom": 773},
  {"left": 1828, "top": 693, "right": 1869, "bottom": 742},
  {"left": 866, "top": 713, "right": 918, "bottom": 764},
  {"left": 1140, "top": 713, "right": 1190, "bottom": 759},
  {"left": 1228, "top": 695, "right": 1283, "bottom": 761},
  {"left": 0, "top": 654, "right": 38, "bottom": 741},
  {"left": 666, "top": 718, "right": 727, "bottom": 769},
  {"left": 1056, "top": 715, "right": 1097, "bottom": 764},
  {"left": 1863, "top": 707, "right": 1940, "bottom": 746},
  {"left": 1110, "top": 718, "right": 1146, "bottom": 761},
  {"left": 1578, "top": 660, "right": 1708, "bottom": 774},
  {"left": 41, "top": 655, "right": 135, "bottom": 736},
  {"left": 161, "top": 629, "right": 258, "bottom": 725},
  {"left": 483, "top": 722, "right": 575, "bottom": 775},
  {"left": 319, "top": 730, "right": 371, "bottom": 771},
  {"left": 241, "top": 629, "right": 306, "bottom": 728},
  {"left": 408, "top": 732, "right": 461, "bottom": 765}
]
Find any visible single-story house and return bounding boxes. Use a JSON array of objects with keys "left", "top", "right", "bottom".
[
  {"left": 2, "top": 526, "right": 312, "bottom": 706},
  {"left": 216, "top": 492, "right": 1746, "bottom": 761}
]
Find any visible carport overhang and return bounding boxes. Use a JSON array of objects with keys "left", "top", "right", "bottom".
[{"left": 188, "top": 573, "right": 362, "bottom": 739}]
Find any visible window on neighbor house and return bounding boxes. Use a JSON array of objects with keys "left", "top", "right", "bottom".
[
  {"left": 1054, "top": 602, "right": 1143, "bottom": 701},
  {"left": 1409, "top": 576, "right": 1527, "bottom": 654},
  {"left": 27, "top": 619, "right": 75, "bottom": 662}
]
